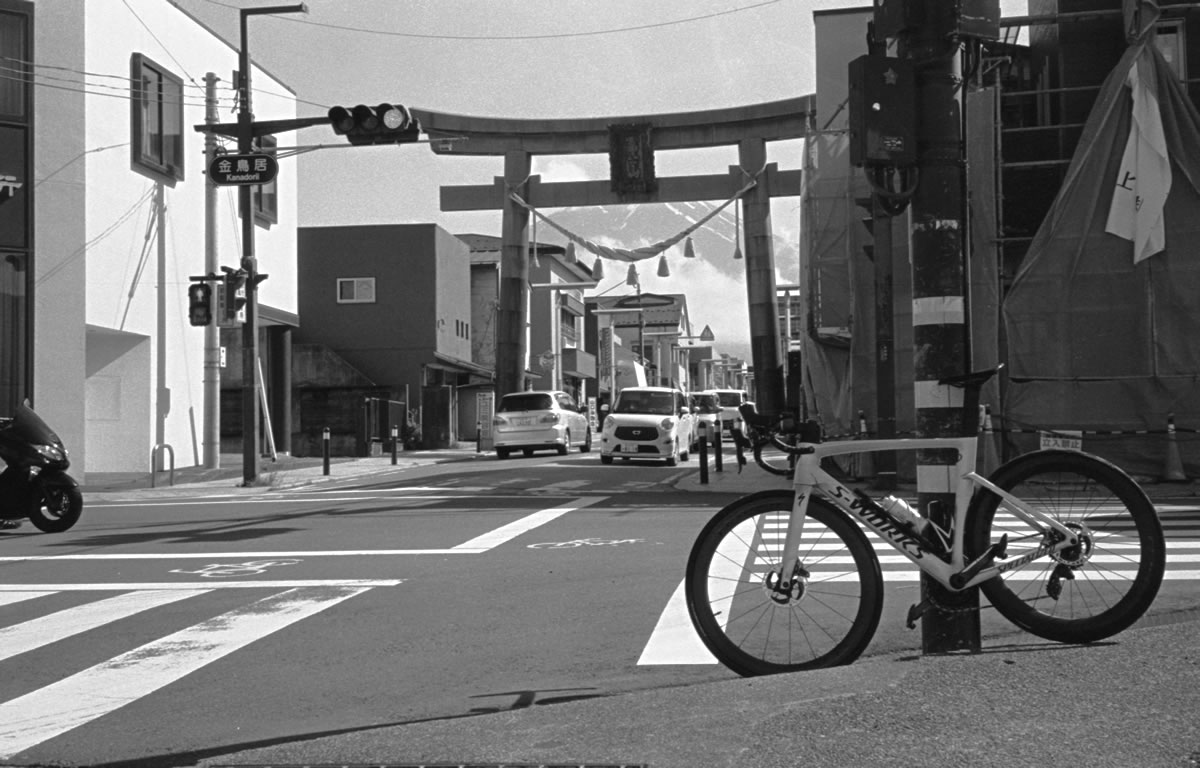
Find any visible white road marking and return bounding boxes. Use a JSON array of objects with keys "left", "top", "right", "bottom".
[
  {"left": 452, "top": 497, "right": 606, "bottom": 551},
  {"left": 0, "top": 590, "right": 209, "bottom": 662},
  {"left": 0, "top": 592, "right": 48, "bottom": 608},
  {"left": 0, "top": 580, "right": 402, "bottom": 590},
  {"left": 637, "top": 579, "right": 715, "bottom": 665},
  {"left": 0, "top": 551, "right": 471, "bottom": 562},
  {"left": 0, "top": 586, "right": 367, "bottom": 759}
]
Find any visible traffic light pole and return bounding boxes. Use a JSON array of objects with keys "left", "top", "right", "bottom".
[
  {"left": 237, "top": 13, "right": 261, "bottom": 486},
  {"left": 234, "top": 4, "right": 306, "bottom": 486}
]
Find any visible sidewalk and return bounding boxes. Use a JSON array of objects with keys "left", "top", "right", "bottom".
[{"left": 80, "top": 447, "right": 1200, "bottom": 767}]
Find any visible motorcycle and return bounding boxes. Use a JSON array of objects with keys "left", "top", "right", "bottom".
[{"left": 0, "top": 400, "right": 83, "bottom": 533}]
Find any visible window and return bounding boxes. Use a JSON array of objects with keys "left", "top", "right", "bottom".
[
  {"left": 1155, "top": 20, "right": 1186, "bottom": 81},
  {"left": 252, "top": 135, "right": 278, "bottom": 227},
  {"left": 0, "top": 9, "right": 29, "bottom": 120},
  {"left": 337, "top": 277, "right": 376, "bottom": 304},
  {"left": 130, "top": 53, "right": 184, "bottom": 184}
]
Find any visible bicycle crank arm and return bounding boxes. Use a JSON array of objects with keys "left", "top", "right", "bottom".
[{"left": 949, "top": 534, "right": 1008, "bottom": 589}]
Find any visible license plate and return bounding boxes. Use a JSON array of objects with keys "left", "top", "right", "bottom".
[{"left": 512, "top": 417, "right": 533, "bottom": 426}]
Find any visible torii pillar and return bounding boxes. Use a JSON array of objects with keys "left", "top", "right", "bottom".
[{"left": 415, "top": 97, "right": 814, "bottom": 413}]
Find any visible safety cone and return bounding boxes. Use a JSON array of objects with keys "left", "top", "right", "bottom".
[
  {"left": 979, "top": 405, "right": 1001, "bottom": 477},
  {"left": 1162, "top": 413, "right": 1188, "bottom": 482}
]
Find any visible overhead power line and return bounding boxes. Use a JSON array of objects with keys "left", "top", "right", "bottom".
[{"left": 197, "top": 0, "right": 782, "bottom": 41}]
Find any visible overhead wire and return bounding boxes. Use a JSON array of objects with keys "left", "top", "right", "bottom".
[{"left": 196, "top": 0, "right": 783, "bottom": 41}]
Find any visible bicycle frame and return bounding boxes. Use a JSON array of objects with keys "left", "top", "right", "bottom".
[{"left": 776, "top": 435, "right": 1084, "bottom": 593}]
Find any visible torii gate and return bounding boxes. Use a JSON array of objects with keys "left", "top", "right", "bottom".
[{"left": 412, "top": 95, "right": 814, "bottom": 414}]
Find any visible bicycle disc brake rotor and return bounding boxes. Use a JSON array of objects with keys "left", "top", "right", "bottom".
[
  {"left": 1050, "top": 522, "right": 1094, "bottom": 569},
  {"left": 763, "top": 563, "right": 809, "bottom": 606}
]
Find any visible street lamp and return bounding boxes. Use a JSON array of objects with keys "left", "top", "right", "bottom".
[{"left": 237, "top": 3, "right": 307, "bottom": 485}]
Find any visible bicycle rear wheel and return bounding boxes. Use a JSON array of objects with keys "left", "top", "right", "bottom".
[
  {"left": 966, "top": 450, "right": 1165, "bottom": 644},
  {"left": 685, "top": 490, "right": 884, "bottom": 676}
]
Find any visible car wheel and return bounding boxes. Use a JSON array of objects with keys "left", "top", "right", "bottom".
[
  {"left": 558, "top": 431, "right": 571, "bottom": 456},
  {"left": 666, "top": 441, "right": 679, "bottom": 467},
  {"left": 601, "top": 454, "right": 613, "bottom": 465},
  {"left": 580, "top": 430, "right": 592, "bottom": 453},
  {"left": 497, "top": 448, "right": 510, "bottom": 460},
  {"left": 523, "top": 448, "right": 534, "bottom": 457}
]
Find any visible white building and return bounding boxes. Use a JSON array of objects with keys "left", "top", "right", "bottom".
[{"left": 9, "top": 0, "right": 300, "bottom": 478}]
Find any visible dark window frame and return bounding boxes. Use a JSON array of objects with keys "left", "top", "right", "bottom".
[{"left": 130, "top": 52, "right": 185, "bottom": 185}]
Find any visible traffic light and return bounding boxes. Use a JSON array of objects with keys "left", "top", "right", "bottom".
[
  {"left": 217, "top": 271, "right": 248, "bottom": 327},
  {"left": 328, "top": 103, "right": 420, "bottom": 145},
  {"left": 848, "top": 54, "right": 916, "bottom": 167},
  {"left": 188, "top": 283, "right": 213, "bottom": 327}
]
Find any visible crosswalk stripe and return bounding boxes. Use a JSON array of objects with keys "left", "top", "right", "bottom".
[
  {"left": 0, "top": 590, "right": 209, "bottom": 663},
  {"left": 0, "top": 585, "right": 367, "bottom": 759},
  {"left": 0, "top": 592, "right": 49, "bottom": 608}
]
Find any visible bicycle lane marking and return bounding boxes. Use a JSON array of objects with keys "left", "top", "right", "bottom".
[{"left": 451, "top": 496, "right": 607, "bottom": 552}]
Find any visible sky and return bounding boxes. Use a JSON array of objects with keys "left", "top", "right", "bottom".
[{"left": 171, "top": 0, "right": 1029, "bottom": 355}]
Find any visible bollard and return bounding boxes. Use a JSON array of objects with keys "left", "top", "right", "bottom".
[
  {"left": 714, "top": 419, "right": 724, "bottom": 472},
  {"left": 476, "top": 421, "right": 482, "bottom": 453},
  {"left": 699, "top": 425, "right": 709, "bottom": 485},
  {"left": 322, "top": 427, "right": 331, "bottom": 475},
  {"left": 391, "top": 425, "right": 399, "bottom": 465}
]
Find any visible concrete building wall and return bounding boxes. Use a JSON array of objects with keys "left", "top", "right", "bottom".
[{"left": 33, "top": 0, "right": 298, "bottom": 474}]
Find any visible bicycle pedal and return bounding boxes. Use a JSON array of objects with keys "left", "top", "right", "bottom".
[{"left": 905, "top": 600, "right": 930, "bottom": 629}]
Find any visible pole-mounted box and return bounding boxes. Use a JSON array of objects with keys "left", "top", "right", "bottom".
[
  {"left": 873, "top": 0, "right": 1000, "bottom": 42},
  {"left": 848, "top": 55, "right": 917, "bottom": 167}
]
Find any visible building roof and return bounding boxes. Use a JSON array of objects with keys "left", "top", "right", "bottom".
[{"left": 590, "top": 292, "right": 690, "bottom": 334}]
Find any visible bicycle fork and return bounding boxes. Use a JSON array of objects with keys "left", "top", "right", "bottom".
[{"left": 765, "top": 490, "right": 813, "bottom": 605}]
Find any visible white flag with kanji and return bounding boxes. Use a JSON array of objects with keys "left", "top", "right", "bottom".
[{"left": 1105, "top": 56, "right": 1172, "bottom": 263}]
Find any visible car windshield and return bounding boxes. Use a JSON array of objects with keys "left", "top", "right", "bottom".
[
  {"left": 693, "top": 395, "right": 720, "bottom": 413},
  {"left": 499, "top": 394, "right": 553, "bottom": 412},
  {"left": 716, "top": 392, "right": 744, "bottom": 407},
  {"left": 613, "top": 391, "right": 676, "bottom": 416}
]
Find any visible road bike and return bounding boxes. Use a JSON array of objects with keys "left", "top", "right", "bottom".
[{"left": 685, "top": 370, "right": 1166, "bottom": 677}]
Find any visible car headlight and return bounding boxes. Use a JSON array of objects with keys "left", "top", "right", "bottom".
[
  {"left": 659, "top": 417, "right": 675, "bottom": 431},
  {"left": 603, "top": 415, "right": 615, "bottom": 432}
]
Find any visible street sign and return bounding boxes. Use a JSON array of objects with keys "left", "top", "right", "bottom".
[{"left": 208, "top": 153, "right": 278, "bottom": 186}]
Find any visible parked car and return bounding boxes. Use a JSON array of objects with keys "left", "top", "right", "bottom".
[
  {"left": 690, "top": 391, "right": 722, "bottom": 445},
  {"left": 712, "top": 388, "right": 751, "bottom": 437},
  {"left": 599, "top": 386, "right": 694, "bottom": 466},
  {"left": 492, "top": 390, "right": 592, "bottom": 459}
]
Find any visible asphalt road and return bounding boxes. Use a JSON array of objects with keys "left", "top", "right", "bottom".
[{"left": 1, "top": 451, "right": 1197, "bottom": 766}]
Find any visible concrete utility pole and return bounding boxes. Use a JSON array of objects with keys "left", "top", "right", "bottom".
[{"left": 896, "top": 0, "right": 999, "bottom": 654}]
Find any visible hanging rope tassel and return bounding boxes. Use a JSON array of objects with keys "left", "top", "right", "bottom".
[
  {"left": 684, "top": 236, "right": 696, "bottom": 258},
  {"left": 657, "top": 253, "right": 670, "bottom": 277}
]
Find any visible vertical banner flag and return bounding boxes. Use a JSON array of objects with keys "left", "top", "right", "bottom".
[{"left": 1105, "top": 54, "right": 1172, "bottom": 263}]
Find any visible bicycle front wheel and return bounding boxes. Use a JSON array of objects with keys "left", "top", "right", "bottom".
[
  {"left": 685, "top": 490, "right": 884, "bottom": 676},
  {"left": 967, "top": 450, "right": 1165, "bottom": 644}
]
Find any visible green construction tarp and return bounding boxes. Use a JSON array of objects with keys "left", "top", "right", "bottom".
[{"left": 1002, "top": 38, "right": 1200, "bottom": 478}]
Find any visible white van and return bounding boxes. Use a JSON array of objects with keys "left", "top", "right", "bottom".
[{"left": 711, "top": 389, "right": 750, "bottom": 437}]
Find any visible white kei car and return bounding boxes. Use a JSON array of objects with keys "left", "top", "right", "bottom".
[{"left": 599, "top": 386, "right": 694, "bottom": 466}]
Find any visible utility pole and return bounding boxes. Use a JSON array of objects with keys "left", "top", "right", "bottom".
[
  {"left": 906, "top": 14, "right": 978, "bottom": 654},
  {"left": 852, "top": 0, "right": 1000, "bottom": 653},
  {"left": 203, "top": 72, "right": 220, "bottom": 469}
]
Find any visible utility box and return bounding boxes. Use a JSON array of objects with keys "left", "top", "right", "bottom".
[
  {"left": 848, "top": 55, "right": 917, "bottom": 167},
  {"left": 873, "top": 0, "right": 1000, "bottom": 42}
]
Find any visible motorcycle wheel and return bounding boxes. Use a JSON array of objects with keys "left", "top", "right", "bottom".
[{"left": 28, "top": 474, "right": 83, "bottom": 533}]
